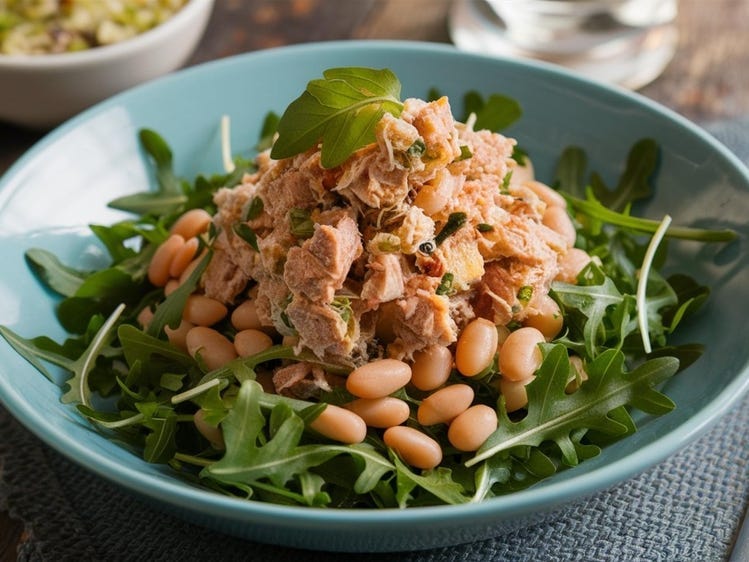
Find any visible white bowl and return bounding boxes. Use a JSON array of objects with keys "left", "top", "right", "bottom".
[{"left": 0, "top": 0, "right": 214, "bottom": 129}]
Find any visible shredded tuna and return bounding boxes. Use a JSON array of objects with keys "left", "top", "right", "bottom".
[
  {"left": 285, "top": 295, "right": 359, "bottom": 359},
  {"left": 284, "top": 214, "right": 363, "bottom": 303},
  {"left": 388, "top": 276, "right": 458, "bottom": 359},
  {"left": 361, "top": 253, "right": 405, "bottom": 309},
  {"left": 273, "top": 362, "right": 344, "bottom": 399},
  {"left": 203, "top": 95, "right": 567, "bottom": 365}
]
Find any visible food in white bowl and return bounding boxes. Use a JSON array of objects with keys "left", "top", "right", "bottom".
[
  {"left": 1, "top": 0, "right": 189, "bottom": 54},
  {"left": 0, "top": 0, "right": 213, "bottom": 129}
]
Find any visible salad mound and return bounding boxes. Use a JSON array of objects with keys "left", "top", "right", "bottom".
[
  {"left": 204, "top": 93, "right": 566, "bottom": 376},
  {"left": 0, "top": 67, "right": 736, "bottom": 508}
]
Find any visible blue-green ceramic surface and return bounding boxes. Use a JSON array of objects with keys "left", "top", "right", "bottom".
[{"left": 1, "top": 41, "right": 747, "bottom": 552}]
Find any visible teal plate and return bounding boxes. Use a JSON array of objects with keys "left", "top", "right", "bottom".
[{"left": 1, "top": 41, "right": 748, "bottom": 552}]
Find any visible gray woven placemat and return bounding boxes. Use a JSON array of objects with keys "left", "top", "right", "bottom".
[{"left": 1, "top": 119, "right": 748, "bottom": 562}]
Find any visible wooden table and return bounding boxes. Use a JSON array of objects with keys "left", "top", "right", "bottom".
[{"left": 1, "top": 0, "right": 747, "bottom": 558}]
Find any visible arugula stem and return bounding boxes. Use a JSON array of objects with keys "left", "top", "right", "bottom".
[
  {"left": 68, "top": 303, "right": 127, "bottom": 408},
  {"left": 220, "top": 115, "right": 236, "bottom": 174},
  {"left": 566, "top": 195, "right": 737, "bottom": 241},
  {"left": 198, "top": 344, "right": 351, "bottom": 386},
  {"left": 174, "top": 452, "right": 214, "bottom": 467},
  {"left": 90, "top": 412, "right": 145, "bottom": 429},
  {"left": 257, "top": 391, "right": 317, "bottom": 414},
  {"left": 242, "top": 478, "right": 313, "bottom": 504},
  {"left": 637, "top": 215, "right": 672, "bottom": 353},
  {"left": 171, "top": 378, "right": 221, "bottom": 405}
]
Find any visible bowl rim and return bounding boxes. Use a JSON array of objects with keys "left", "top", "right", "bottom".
[
  {"left": 0, "top": 0, "right": 214, "bottom": 69},
  {"left": 1, "top": 38, "right": 748, "bottom": 530}
]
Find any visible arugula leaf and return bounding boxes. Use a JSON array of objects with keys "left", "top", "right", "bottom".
[
  {"left": 203, "top": 381, "right": 342, "bottom": 488},
  {"left": 462, "top": 91, "right": 523, "bottom": 132},
  {"left": 89, "top": 223, "right": 139, "bottom": 264},
  {"left": 24, "top": 249, "right": 88, "bottom": 297},
  {"left": 256, "top": 111, "right": 280, "bottom": 152},
  {"left": 594, "top": 138, "right": 659, "bottom": 212},
  {"left": 0, "top": 328, "right": 73, "bottom": 383},
  {"left": 555, "top": 139, "right": 657, "bottom": 210},
  {"left": 118, "top": 324, "right": 194, "bottom": 369},
  {"left": 61, "top": 303, "right": 126, "bottom": 407},
  {"left": 554, "top": 141, "right": 737, "bottom": 242},
  {"left": 147, "top": 250, "right": 212, "bottom": 337},
  {"left": 472, "top": 454, "right": 513, "bottom": 502},
  {"left": 343, "top": 443, "right": 396, "bottom": 495},
  {"left": 137, "top": 129, "right": 181, "bottom": 195},
  {"left": 392, "top": 455, "right": 470, "bottom": 507},
  {"left": 270, "top": 67, "right": 404, "bottom": 168},
  {"left": 468, "top": 345, "right": 678, "bottom": 468},
  {"left": 554, "top": 146, "right": 587, "bottom": 196},
  {"left": 143, "top": 412, "right": 177, "bottom": 463},
  {"left": 56, "top": 298, "right": 107, "bottom": 334},
  {"left": 108, "top": 129, "right": 193, "bottom": 215},
  {"left": 661, "top": 274, "right": 710, "bottom": 332},
  {"left": 75, "top": 267, "right": 139, "bottom": 300},
  {"left": 108, "top": 191, "right": 188, "bottom": 217},
  {"left": 553, "top": 267, "right": 629, "bottom": 357}
]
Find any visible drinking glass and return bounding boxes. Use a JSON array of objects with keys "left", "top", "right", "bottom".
[{"left": 449, "top": 0, "right": 679, "bottom": 89}]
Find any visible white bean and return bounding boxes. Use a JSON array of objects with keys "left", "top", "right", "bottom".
[
  {"left": 148, "top": 234, "right": 184, "bottom": 287},
  {"left": 447, "top": 405, "right": 498, "bottom": 452},
  {"left": 171, "top": 208, "right": 212, "bottom": 239},
  {"left": 499, "top": 327, "right": 545, "bottom": 382},
  {"left": 185, "top": 326, "right": 237, "bottom": 371},
  {"left": 346, "top": 359, "right": 411, "bottom": 399},
  {"left": 309, "top": 404, "right": 367, "bottom": 444},
  {"left": 345, "top": 397, "right": 410, "bottom": 428},
  {"left": 183, "top": 295, "right": 228, "bottom": 326},
  {"left": 410, "top": 344, "right": 453, "bottom": 391},
  {"left": 523, "top": 294, "right": 563, "bottom": 340},
  {"left": 383, "top": 425, "right": 442, "bottom": 469},
  {"left": 417, "top": 384, "right": 474, "bottom": 426},
  {"left": 234, "top": 329, "right": 273, "bottom": 357},
  {"left": 455, "top": 318, "right": 498, "bottom": 377}
]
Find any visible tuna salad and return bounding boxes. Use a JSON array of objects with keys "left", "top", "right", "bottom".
[
  {"left": 3, "top": 66, "right": 731, "bottom": 508},
  {"left": 203, "top": 96, "right": 569, "bottom": 386}
]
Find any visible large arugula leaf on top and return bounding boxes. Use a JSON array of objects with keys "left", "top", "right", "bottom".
[
  {"left": 467, "top": 345, "right": 679, "bottom": 468},
  {"left": 270, "top": 67, "right": 404, "bottom": 169}
]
